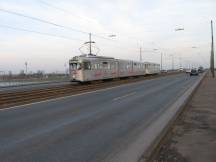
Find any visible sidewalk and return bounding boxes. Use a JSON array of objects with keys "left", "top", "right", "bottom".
[{"left": 153, "top": 72, "right": 216, "bottom": 162}]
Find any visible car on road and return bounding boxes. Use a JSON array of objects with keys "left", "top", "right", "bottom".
[
  {"left": 186, "top": 69, "right": 191, "bottom": 73},
  {"left": 161, "top": 70, "right": 168, "bottom": 73},
  {"left": 190, "top": 69, "right": 199, "bottom": 76},
  {"left": 179, "top": 67, "right": 184, "bottom": 72},
  {"left": 198, "top": 66, "right": 204, "bottom": 73}
]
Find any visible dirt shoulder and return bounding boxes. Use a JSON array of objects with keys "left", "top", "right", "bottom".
[{"left": 152, "top": 72, "right": 216, "bottom": 162}]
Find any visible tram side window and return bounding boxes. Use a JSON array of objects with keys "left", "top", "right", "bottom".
[
  {"left": 107, "top": 63, "right": 111, "bottom": 70},
  {"left": 84, "top": 62, "right": 91, "bottom": 70},
  {"left": 110, "top": 63, "right": 114, "bottom": 69},
  {"left": 102, "top": 62, "right": 108, "bottom": 70}
]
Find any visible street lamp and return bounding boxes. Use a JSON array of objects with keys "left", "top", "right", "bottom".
[
  {"left": 175, "top": 28, "right": 184, "bottom": 31},
  {"left": 153, "top": 49, "right": 163, "bottom": 71},
  {"left": 170, "top": 54, "right": 174, "bottom": 71},
  {"left": 108, "top": 34, "right": 117, "bottom": 38},
  {"left": 25, "top": 62, "right": 28, "bottom": 75},
  {"left": 173, "top": 27, "right": 185, "bottom": 70}
]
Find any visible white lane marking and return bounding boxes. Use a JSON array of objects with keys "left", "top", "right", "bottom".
[
  {"left": 113, "top": 92, "right": 136, "bottom": 101},
  {"left": 0, "top": 81, "right": 144, "bottom": 111}
]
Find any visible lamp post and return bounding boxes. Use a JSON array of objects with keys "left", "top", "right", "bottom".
[
  {"left": 175, "top": 28, "right": 184, "bottom": 31},
  {"left": 160, "top": 53, "right": 163, "bottom": 71},
  {"left": 153, "top": 49, "right": 163, "bottom": 71},
  {"left": 169, "top": 54, "right": 174, "bottom": 71},
  {"left": 108, "top": 34, "right": 117, "bottom": 38},
  {"left": 25, "top": 62, "right": 28, "bottom": 75},
  {"left": 139, "top": 47, "right": 142, "bottom": 62},
  {"left": 210, "top": 20, "right": 215, "bottom": 78},
  {"left": 174, "top": 27, "right": 184, "bottom": 71}
]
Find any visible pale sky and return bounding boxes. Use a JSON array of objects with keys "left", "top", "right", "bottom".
[{"left": 0, "top": 0, "right": 215, "bottom": 74}]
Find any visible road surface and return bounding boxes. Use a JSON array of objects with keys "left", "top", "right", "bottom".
[{"left": 0, "top": 74, "right": 200, "bottom": 162}]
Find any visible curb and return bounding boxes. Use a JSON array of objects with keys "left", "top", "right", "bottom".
[{"left": 107, "top": 72, "right": 207, "bottom": 162}]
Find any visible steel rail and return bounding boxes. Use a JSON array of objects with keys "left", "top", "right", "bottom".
[{"left": 0, "top": 72, "right": 180, "bottom": 109}]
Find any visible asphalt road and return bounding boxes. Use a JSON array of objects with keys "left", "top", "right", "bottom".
[{"left": 0, "top": 74, "right": 200, "bottom": 162}]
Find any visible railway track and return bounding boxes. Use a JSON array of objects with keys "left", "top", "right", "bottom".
[{"left": 0, "top": 72, "right": 180, "bottom": 109}]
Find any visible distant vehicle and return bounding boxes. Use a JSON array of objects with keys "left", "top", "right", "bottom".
[
  {"left": 190, "top": 69, "right": 199, "bottom": 76},
  {"left": 186, "top": 69, "right": 191, "bottom": 73},
  {"left": 69, "top": 55, "right": 160, "bottom": 82},
  {"left": 179, "top": 67, "right": 184, "bottom": 72},
  {"left": 198, "top": 66, "right": 204, "bottom": 73},
  {"left": 161, "top": 70, "right": 168, "bottom": 73}
]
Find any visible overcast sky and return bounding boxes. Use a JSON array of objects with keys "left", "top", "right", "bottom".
[{"left": 0, "top": 0, "right": 215, "bottom": 74}]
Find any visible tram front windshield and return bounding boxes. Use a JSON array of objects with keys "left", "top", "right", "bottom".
[{"left": 70, "top": 63, "right": 81, "bottom": 70}]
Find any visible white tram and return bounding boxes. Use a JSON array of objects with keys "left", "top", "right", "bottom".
[{"left": 69, "top": 55, "right": 160, "bottom": 82}]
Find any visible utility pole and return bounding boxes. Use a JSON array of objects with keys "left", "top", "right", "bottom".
[
  {"left": 210, "top": 20, "right": 215, "bottom": 78},
  {"left": 160, "top": 53, "right": 163, "bottom": 71},
  {"left": 64, "top": 63, "right": 67, "bottom": 76},
  {"left": 170, "top": 55, "right": 174, "bottom": 71},
  {"left": 89, "top": 33, "right": 92, "bottom": 55},
  {"left": 25, "top": 62, "right": 28, "bottom": 74},
  {"left": 172, "top": 56, "right": 174, "bottom": 71},
  {"left": 179, "top": 57, "right": 182, "bottom": 69},
  {"left": 139, "top": 47, "right": 142, "bottom": 62},
  {"left": 84, "top": 33, "right": 95, "bottom": 56}
]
